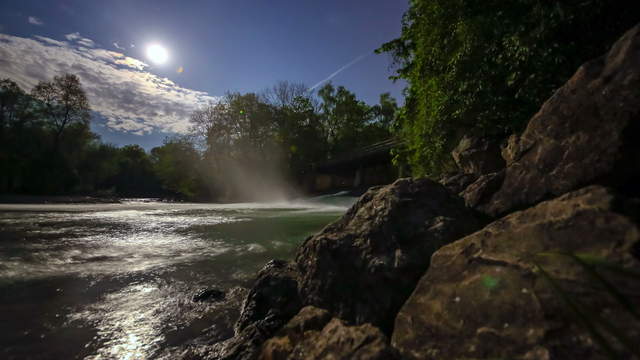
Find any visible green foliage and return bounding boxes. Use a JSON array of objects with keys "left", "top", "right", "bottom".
[
  {"left": 150, "top": 137, "right": 201, "bottom": 199},
  {"left": 1, "top": 75, "right": 398, "bottom": 200},
  {"left": 377, "top": 0, "right": 640, "bottom": 177},
  {"left": 189, "top": 81, "right": 398, "bottom": 199}
]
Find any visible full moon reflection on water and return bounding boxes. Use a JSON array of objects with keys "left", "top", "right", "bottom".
[{"left": 0, "top": 198, "right": 355, "bottom": 359}]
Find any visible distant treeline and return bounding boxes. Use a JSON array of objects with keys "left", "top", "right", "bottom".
[{"left": 0, "top": 76, "right": 398, "bottom": 200}]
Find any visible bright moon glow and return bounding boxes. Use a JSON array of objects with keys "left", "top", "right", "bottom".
[{"left": 146, "top": 44, "right": 168, "bottom": 64}]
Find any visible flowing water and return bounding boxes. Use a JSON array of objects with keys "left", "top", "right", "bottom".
[{"left": 0, "top": 195, "right": 354, "bottom": 359}]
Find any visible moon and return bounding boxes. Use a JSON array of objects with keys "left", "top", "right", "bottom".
[{"left": 146, "top": 44, "right": 168, "bottom": 64}]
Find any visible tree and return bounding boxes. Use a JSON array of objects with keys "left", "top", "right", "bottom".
[
  {"left": 261, "top": 80, "right": 309, "bottom": 109},
  {"left": 377, "top": 0, "right": 640, "bottom": 176},
  {"left": 151, "top": 137, "right": 202, "bottom": 199},
  {"left": 32, "top": 74, "right": 90, "bottom": 150}
]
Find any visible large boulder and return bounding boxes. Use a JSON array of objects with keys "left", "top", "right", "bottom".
[
  {"left": 211, "top": 260, "right": 302, "bottom": 360},
  {"left": 260, "top": 306, "right": 398, "bottom": 360},
  {"left": 296, "top": 178, "right": 483, "bottom": 333},
  {"left": 479, "top": 24, "right": 640, "bottom": 217},
  {"left": 392, "top": 186, "right": 640, "bottom": 360},
  {"left": 451, "top": 135, "right": 505, "bottom": 176}
]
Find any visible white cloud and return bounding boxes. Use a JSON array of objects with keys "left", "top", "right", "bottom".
[
  {"left": 113, "top": 42, "right": 125, "bottom": 50},
  {"left": 65, "top": 32, "right": 94, "bottom": 47},
  {"left": 0, "top": 33, "right": 218, "bottom": 135},
  {"left": 28, "top": 16, "right": 44, "bottom": 26}
]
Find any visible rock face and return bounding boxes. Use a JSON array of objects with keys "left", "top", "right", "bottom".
[
  {"left": 478, "top": 24, "right": 640, "bottom": 217},
  {"left": 211, "top": 260, "right": 302, "bottom": 360},
  {"left": 260, "top": 306, "right": 398, "bottom": 360},
  {"left": 392, "top": 186, "right": 640, "bottom": 360},
  {"left": 439, "top": 172, "right": 478, "bottom": 194},
  {"left": 235, "top": 260, "right": 302, "bottom": 333},
  {"left": 459, "top": 171, "right": 504, "bottom": 209},
  {"left": 451, "top": 135, "right": 505, "bottom": 176},
  {"left": 296, "top": 178, "right": 483, "bottom": 332}
]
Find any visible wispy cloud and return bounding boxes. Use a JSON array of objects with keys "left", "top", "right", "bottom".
[
  {"left": 309, "top": 52, "right": 371, "bottom": 91},
  {"left": 64, "top": 32, "right": 94, "bottom": 47},
  {"left": 113, "top": 42, "right": 125, "bottom": 50},
  {"left": 0, "top": 33, "right": 218, "bottom": 135},
  {"left": 27, "top": 16, "right": 44, "bottom": 26}
]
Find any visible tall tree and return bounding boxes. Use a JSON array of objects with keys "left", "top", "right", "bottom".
[{"left": 32, "top": 74, "right": 90, "bottom": 151}]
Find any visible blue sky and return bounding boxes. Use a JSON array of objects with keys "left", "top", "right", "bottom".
[{"left": 0, "top": 0, "right": 408, "bottom": 149}]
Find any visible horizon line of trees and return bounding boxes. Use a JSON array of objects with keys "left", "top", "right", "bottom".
[{"left": 0, "top": 76, "right": 399, "bottom": 200}]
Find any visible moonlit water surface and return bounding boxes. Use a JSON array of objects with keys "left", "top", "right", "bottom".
[{"left": 0, "top": 196, "right": 353, "bottom": 359}]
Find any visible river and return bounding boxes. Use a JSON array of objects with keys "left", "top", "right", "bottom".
[{"left": 0, "top": 194, "right": 354, "bottom": 359}]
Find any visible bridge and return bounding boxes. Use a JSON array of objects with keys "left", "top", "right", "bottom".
[{"left": 305, "top": 138, "right": 401, "bottom": 193}]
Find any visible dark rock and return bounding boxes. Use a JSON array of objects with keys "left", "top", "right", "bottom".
[
  {"left": 392, "top": 186, "right": 640, "bottom": 360},
  {"left": 451, "top": 135, "right": 505, "bottom": 175},
  {"left": 210, "top": 314, "right": 287, "bottom": 360},
  {"left": 460, "top": 171, "right": 505, "bottom": 208},
  {"left": 439, "top": 172, "right": 479, "bottom": 194},
  {"left": 235, "top": 260, "right": 302, "bottom": 334},
  {"left": 479, "top": 24, "right": 640, "bottom": 217},
  {"left": 211, "top": 260, "right": 302, "bottom": 360},
  {"left": 500, "top": 134, "right": 520, "bottom": 166},
  {"left": 193, "top": 288, "right": 226, "bottom": 303},
  {"left": 296, "top": 177, "right": 483, "bottom": 333},
  {"left": 260, "top": 306, "right": 398, "bottom": 360}
]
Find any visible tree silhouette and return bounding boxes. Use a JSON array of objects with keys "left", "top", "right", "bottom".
[{"left": 32, "top": 74, "right": 90, "bottom": 151}]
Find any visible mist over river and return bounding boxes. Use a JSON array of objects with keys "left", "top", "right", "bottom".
[{"left": 0, "top": 195, "right": 355, "bottom": 359}]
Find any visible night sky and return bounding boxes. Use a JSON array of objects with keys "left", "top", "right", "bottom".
[{"left": 0, "top": 0, "right": 408, "bottom": 149}]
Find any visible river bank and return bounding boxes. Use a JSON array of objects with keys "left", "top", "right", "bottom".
[{"left": 0, "top": 194, "right": 122, "bottom": 204}]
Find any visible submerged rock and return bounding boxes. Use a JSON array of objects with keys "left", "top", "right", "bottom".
[
  {"left": 296, "top": 177, "right": 483, "bottom": 333},
  {"left": 392, "top": 186, "right": 640, "bottom": 360},
  {"left": 477, "top": 24, "right": 640, "bottom": 217},
  {"left": 260, "top": 306, "right": 398, "bottom": 360},
  {"left": 193, "top": 288, "right": 226, "bottom": 303}
]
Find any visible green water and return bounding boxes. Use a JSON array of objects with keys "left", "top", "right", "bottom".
[{"left": 0, "top": 196, "right": 353, "bottom": 359}]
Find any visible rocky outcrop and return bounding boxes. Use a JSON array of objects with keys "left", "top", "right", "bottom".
[
  {"left": 451, "top": 135, "right": 505, "bottom": 176},
  {"left": 476, "top": 24, "right": 640, "bottom": 217},
  {"left": 392, "top": 186, "right": 640, "bottom": 360},
  {"left": 211, "top": 260, "right": 302, "bottom": 360},
  {"left": 260, "top": 306, "right": 398, "bottom": 360},
  {"left": 296, "top": 178, "right": 483, "bottom": 332},
  {"left": 459, "top": 171, "right": 504, "bottom": 208},
  {"left": 202, "top": 23, "right": 640, "bottom": 360},
  {"left": 439, "top": 172, "right": 478, "bottom": 194}
]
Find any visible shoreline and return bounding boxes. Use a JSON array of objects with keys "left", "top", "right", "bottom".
[{"left": 0, "top": 194, "right": 122, "bottom": 205}]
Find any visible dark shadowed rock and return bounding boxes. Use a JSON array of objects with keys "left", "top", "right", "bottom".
[
  {"left": 210, "top": 260, "right": 302, "bottom": 360},
  {"left": 460, "top": 171, "right": 505, "bottom": 208},
  {"left": 439, "top": 172, "right": 479, "bottom": 194},
  {"left": 260, "top": 306, "right": 398, "bottom": 360},
  {"left": 296, "top": 177, "right": 483, "bottom": 333},
  {"left": 478, "top": 24, "right": 640, "bottom": 217},
  {"left": 193, "top": 288, "right": 226, "bottom": 303},
  {"left": 451, "top": 135, "right": 505, "bottom": 175},
  {"left": 235, "top": 260, "right": 302, "bottom": 334},
  {"left": 392, "top": 186, "right": 640, "bottom": 360}
]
